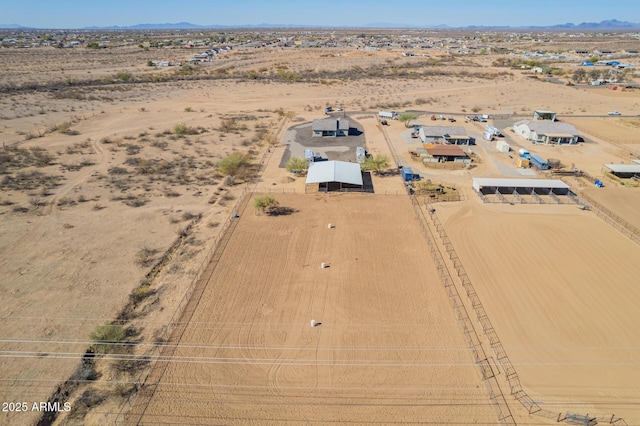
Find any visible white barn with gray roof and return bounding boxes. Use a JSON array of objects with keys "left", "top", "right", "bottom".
[
  {"left": 305, "top": 160, "right": 363, "bottom": 192},
  {"left": 513, "top": 120, "right": 579, "bottom": 145}
]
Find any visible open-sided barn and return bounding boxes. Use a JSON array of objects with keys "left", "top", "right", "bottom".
[
  {"left": 473, "top": 178, "right": 572, "bottom": 195},
  {"left": 603, "top": 164, "right": 640, "bottom": 179},
  {"left": 305, "top": 160, "right": 364, "bottom": 192}
]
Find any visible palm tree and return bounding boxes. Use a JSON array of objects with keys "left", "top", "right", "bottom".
[{"left": 361, "top": 154, "right": 390, "bottom": 176}]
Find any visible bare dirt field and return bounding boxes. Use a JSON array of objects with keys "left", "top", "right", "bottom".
[
  {"left": 435, "top": 200, "right": 640, "bottom": 423},
  {"left": 1, "top": 34, "right": 639, "bottom": 424},
  {"left": 581, "top": 185, "right": 640, "bottom": 230},
  {"left": 135, "top": 194, "right": 498, "bottom": 425}
]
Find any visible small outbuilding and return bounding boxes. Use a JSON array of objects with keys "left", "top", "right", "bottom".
[
  {"left": 312, "top": 118, "right": 350, "bottom": 137},
  {"left": 533, "top": 110, "right": 557, "bottom": 121}
]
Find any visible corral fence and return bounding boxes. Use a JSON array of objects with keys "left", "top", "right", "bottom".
[
  {"left": 420, "top": 199, "right": 628, "bottom": 426},
  {"left": 573, "top": 190, "right": 640, "bottom": 246},
  {"left": 118, "top": 187, "right": 250, "bottom": 425},
  {"left": 421, "top": 161, "right": 470, "bottom": 170},
  {"left": 409, "top": 196, "right": 516, "bottom": 425}
]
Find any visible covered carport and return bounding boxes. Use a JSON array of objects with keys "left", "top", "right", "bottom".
[
  {"left": 305, "top": 160, "right": 364, "bottom": 193},
  {"left": 472, "top": 178, "right": 572, "bottom": 195}
]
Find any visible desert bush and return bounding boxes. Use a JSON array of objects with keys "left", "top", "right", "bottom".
[
  {"left": 219, "top": 118, "right": 248, "bottom": 133},
  {"left": 111, "top": 356, "right": 150, "bottom": 375},
  {"left": 57, "top": 197, "right": 77, "bottom": 207},
  {"left": 217, "top": 152, "right": 249, "bottom": 176},
  {"left": 151, "top": 140, "right": 168, "bottom": 150},
  {"left": 253, "top": 195, "right": 279, "bottom": 214},
  {"left": 114, "top": 71, "right": 133, "bottom": 82},
  {"left": 181, "top": 211, "right": 202, "bottom": 221},
  {"left": 123, "top": 196, "right": 148, "bottom": 208},
  {"left": 130, "top": 284, "right": 153, "bottom": 305},
  {"left": 125, "top": 144, "right": 142, "bottom": 155},
  {"left": 90, "top": 322, "right": 127, "bottom": 354},
  {"left": 135, "top": 246, "right": 158, "bottom": 267},
  {"left": 108, "top": 166, "right": 129, "bottom": 175},
  {"left": 29, "top": 196, "right": 47, "bottom": 207},
  {"left": 285, "top": 157, "right": 309, "bottom": 175},
  {"left": 173, "top": 123, "right": 199, "bottom": 136}
]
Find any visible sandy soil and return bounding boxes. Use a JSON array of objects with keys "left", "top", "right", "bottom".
[
  {"left": 136, "top": 194, "right": 498, "bottom": 425},
  {"left": 436, "top": 200, "right": 640, "bottom": 422},
  {"left": 0, "top": 41, "right": 639, "bottom": 424}
]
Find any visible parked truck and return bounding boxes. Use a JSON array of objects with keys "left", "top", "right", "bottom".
[
  {"left": 518, "top": 149, "right": 531, "bottom": 159},
  {"left": 379, "top": 110, "right": 399, "bottom": 120}
]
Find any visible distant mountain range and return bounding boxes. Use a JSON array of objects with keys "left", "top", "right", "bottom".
[{"left": 1, "top": 19, "right": 640, "bottom": 31}]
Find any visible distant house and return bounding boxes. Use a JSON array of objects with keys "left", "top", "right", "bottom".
[
  {"left": 418, "top": 126, "right": 473, "bottom": 145},
  {"left": 513, "top": 120, "right": 579, "bottom": 145},
  {"left": 312, "top": 118, "right": 350, "bottom": 137}
]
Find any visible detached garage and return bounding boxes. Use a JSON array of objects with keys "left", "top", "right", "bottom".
[{"left": 305, "top": 160, "right": 364, "bottom": 193}]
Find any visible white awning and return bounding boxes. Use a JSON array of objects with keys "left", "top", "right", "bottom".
[{"left": 306, "top": 161, "right": 363, "bottom": 186}]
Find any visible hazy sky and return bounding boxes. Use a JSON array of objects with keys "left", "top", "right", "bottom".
[{"left": 4, "top": 0, "right": 640, "bottom": 28}]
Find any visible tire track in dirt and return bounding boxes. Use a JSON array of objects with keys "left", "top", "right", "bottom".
[{"left": 43, "top": 138, "right": 107, "bottom": 216}]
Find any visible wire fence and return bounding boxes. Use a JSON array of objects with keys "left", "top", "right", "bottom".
[
  {"left": 409, "top": 196, "right": 516, "bottom": 425},
  {"left": 421, "top": 201, "right": 628, "bottom": 426},
  {"left": 119, "top": 115, "right": 294, "bottom": 424},
  {"left": 575, "top": 191, "right": 640, "bottom": 246},
  {"left": 117, "top": 188, "right": 250, "bottom": 425}
]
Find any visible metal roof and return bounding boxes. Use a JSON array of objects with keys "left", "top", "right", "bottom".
[
  {"left": 473, "top": 178, "right": 571, "bottom": 190},
  {"left": 306, "top": 161, "right": 363, "bottom": 186},
  {"left": 603, "top": 164, "right": 640, "bottom": 174},
  {"left": 420, "top": 126, "right": 468, "bottom": 137},
  {"left": 425, "top": 145, "right": 468, "bottom": 157},
  {"left": 514, "top": 120, "right": 579, "bottom": 136},
  {"left": 311, "top": 118, "right": 349, "bottom": 132}
]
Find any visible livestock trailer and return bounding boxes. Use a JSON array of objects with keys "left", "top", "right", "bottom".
[
  {"left": 530, "top": 154, "right": 550, "bottom": 170},
  {"left": 401, "top": 167, "right": 414, "bottom": 182}
]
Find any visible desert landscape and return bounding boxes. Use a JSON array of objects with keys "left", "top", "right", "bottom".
[{"left": 1, "top": 27, "right": 639, "bottom": 425}]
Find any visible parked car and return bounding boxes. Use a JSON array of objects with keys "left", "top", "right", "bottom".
[{"left": 608, "top": 110, "right": 621, "bottom": 116}]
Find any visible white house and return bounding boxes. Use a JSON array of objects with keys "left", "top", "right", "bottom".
[{"left": 513, "top": 120, "right": 579, "bottom": 145}]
